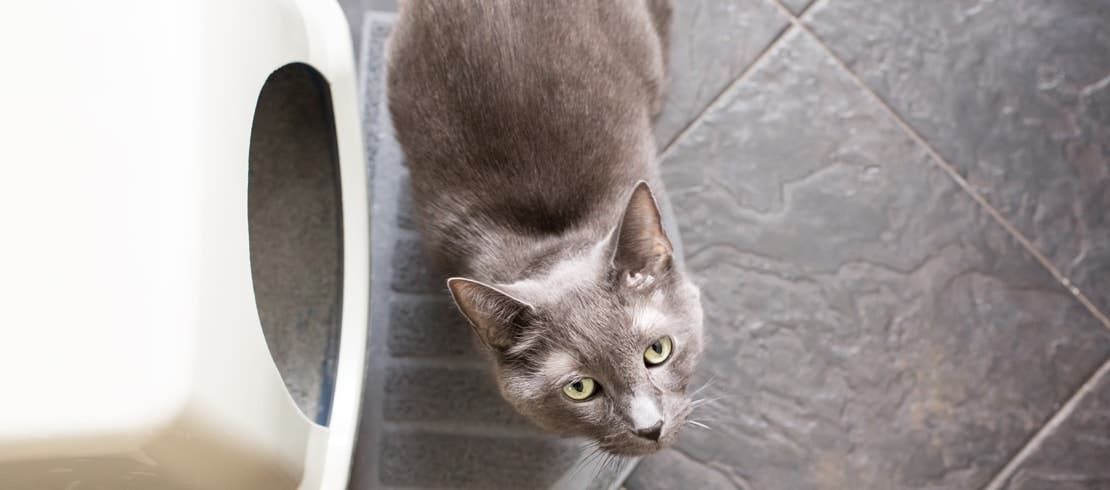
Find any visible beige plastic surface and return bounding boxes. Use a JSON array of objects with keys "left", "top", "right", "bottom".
[{"left": 0, "top": 1, "right": 369, "bottom": 489}]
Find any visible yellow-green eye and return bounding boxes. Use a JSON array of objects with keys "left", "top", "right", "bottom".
[
  {"left": 644, "top": 336, "right": 673, "bottom": 366},
  {"left": 563, "top": 377, "right": 597, "bottom": 401}
]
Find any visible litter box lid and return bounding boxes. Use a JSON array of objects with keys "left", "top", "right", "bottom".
[{"left": 0, "top": 1, "right": 368, "bottom": 488}]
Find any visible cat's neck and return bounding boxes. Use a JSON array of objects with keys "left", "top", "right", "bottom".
[
  {"left": 501, "top": 233, "right": 610, "bottom": 302},
  {"left": 466, "top": 225, "right": 610, "bottom": 291}
]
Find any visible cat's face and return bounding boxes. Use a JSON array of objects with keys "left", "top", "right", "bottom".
[
  {"left": 494, "top": 266, "right": 703, "bottom": 456},
  {"left": 448, "top": 183, "right": 705, "bottom": 455}
]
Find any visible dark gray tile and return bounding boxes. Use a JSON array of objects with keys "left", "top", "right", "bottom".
[
  {"left": 806, "top": 0, "right": 1110, "bottom": 315},
  {"left": 380, "top": 430, "right": 579, "bottom": 488},
  {"left": 1001, "top": 361, "right": 1110, "bottom": 490},
  {"left": 631, "top": 30, "right": 1110, "bottom": 489},
  {"left": 654, "top": 0, "right": 789, "bottom": 148},
  {"left": 625, "top": 449, "right": 742, "bottom": 490},
  {"left": 585, "top": 459, "right": 639, "bottom": 490},
  {"left": 780, "top": 0, "right": 816, "bottom": 15}
]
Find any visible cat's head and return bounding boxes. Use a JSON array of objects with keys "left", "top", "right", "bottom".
[{"left": 447, "top": 182, "right": 704, "bottom": 455}]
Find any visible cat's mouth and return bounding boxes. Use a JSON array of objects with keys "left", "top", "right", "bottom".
[
  {"left": 598, "top": 398, "right": 697, "bottom": 455},
  {"left": 600, "top": 422, "right": 685, "bottom": 456}
]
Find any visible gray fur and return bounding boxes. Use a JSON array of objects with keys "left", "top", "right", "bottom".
[{"left": 388, "top": 0, "right": 704, "bottom": 456}]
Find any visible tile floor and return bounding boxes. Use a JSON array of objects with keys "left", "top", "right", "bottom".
[{"left": 339, "top": 1, "right": 1110, "bottom": 488}]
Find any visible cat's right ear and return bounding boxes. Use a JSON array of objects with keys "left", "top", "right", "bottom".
[
  {"left": 609, "top": 181, "right": 674, "bottom": 280},
  {"left": 447, "top": 277, "right": 533, "bottom": 350}
]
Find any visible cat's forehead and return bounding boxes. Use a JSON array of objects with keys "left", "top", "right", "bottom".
[
  {"left": 535, "top": 294, "right": 668, "bottom": 367},
  {"left": 504, "top": 240, "right": 609, "bottom": 303},
  {"left": 558, "top": 291, "right": 642, "bottom": 333},
  {"left": 629, "top": 304, "right": 668, "bottom": 339},
  {"left": 540, "top": 350, "right": 580, "bottom": 381},
  {"left": 602, "top": 281, "right": 674, "bottom": 320}
]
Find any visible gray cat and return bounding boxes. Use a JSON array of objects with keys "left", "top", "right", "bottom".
[{"left": 387, "top": 0, "right": 704, "bottom": 456}]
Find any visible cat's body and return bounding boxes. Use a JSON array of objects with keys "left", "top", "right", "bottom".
[{"left": 388, "top": 0, "right": 704, "bottom": 456}]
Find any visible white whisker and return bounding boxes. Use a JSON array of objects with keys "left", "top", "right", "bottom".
[
  {"left": 570, "top": 444, "right": 606, "bottom": 479},
  {"left": 687, "top": 420, "right": 711, "bottom": 430},
  {"left": 690, "top": 395, "right": 728, "bottom": 407},
  {"left": 690, "top": 377, "right": 718, "bottom": 398}
]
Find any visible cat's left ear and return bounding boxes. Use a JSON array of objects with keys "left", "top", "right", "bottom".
[
  {"left": 609, "top": 181, "right": 673, "bottom": 281},
  {"left": 447, "top": 277, "right": 534, "bottom": 350}
]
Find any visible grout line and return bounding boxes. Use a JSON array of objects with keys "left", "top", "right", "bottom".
[
  {"left": 793, "top": 0, "right": 828, "bottom": 19},
  {"left": 658, "top": 20, "right": 795, "bottom": 159},
  {"left": 982, "top": 356, "right": 1110, "bottom": 490},
  {"left": 770, "top": 2, "right": 1110, "bottom": 331},
  {"left": 774, "top": 0, "right": 822, "bottom": 19}
]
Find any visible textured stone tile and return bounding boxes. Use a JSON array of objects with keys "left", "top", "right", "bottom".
[
  {"left": 625, "top": 449, "right": 741, "bottom": 490},
  {"left": 387, "top": 294, "right": 476, "bottom": 357},
  {"left": 390, "top": 231, "right": 442, "bottom": 294},
  {"left": 585, "top": 459, "right": 638, "bottom": 490},
  {"left": 654, "top": 0, "right": 789, "bottom": 147},
  {"left": 631, "top": 30, "right": 1110, "bottom": 489},
  {"left": 380, "top": 430, "right": 579, "bottom": 488},
  {"left": 780, "top": 0, "right": 816, "bottom": 15},
  {"left": 1001, "top": 361, "right": 1110, "bottom": 490},
  {"left": 383, "top": 364, "right": 533, "bottom": 426},
  {"left": 806, "top": 0, "right": 1110, "bottom": 315}
]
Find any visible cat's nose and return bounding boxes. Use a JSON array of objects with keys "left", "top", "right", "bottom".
[
  {"left": 628, "top": 395, "right": 664, "bottom": 440},
  {"left": 635, "top": 421, "right": 664, "bottom": 441}
]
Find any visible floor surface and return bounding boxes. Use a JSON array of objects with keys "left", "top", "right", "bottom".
[{"left": 337, "top": 1, "right": 1110, "bottom": 488}]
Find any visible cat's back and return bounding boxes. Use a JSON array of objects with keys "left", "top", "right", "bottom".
[{"left": 387, "top": 0, "right": 667, "bottom": 243}]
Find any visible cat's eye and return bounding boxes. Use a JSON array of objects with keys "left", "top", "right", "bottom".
[
  {"left": 563, "top": 377, "right": 598, "bottom": 401},
  {"left": 644, "top": 336, "right": 673, "bottom": 366}
]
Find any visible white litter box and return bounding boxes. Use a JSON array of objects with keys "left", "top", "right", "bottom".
[{"left": 0, "top": 0, "right": 369, "bottom": 488}]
